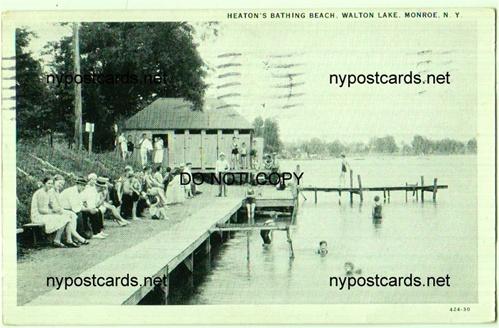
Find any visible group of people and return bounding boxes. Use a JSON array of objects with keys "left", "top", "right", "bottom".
[
  {"left": 117, "top": 133, "right": 166, "bottom": 168},
  {"left": 230, "top": 137, "right": 259, "bottom": 170},
  {"left": 29, "top": 161, "right": 200, "bottom": 248}
]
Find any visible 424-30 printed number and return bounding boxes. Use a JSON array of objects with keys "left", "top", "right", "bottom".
[{"left": 449, "top": 307, "right": 470, "bottom": 312}]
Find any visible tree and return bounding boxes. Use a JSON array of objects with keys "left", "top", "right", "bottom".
[
  {"left": 369, "top": 135, "right": 399, "bottom": 153},
  {"left": 16, "top": 28, "right": 52, "bottom": 139},
  {"left": 44, "top": 22, "right": 208, "bottom": 150},
  {"left": 262, "top": 118, "right": 282, "bottom": 154},
  {"left": 253, "top": 116, "right": 264, "bottom": 137},
  {"left": 466, "top": 138, "right": 477, "bottom": 153}
]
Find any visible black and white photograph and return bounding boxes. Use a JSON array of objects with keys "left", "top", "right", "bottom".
[{"left": 1, "top": 7, "right": 496, "bottom": 325}]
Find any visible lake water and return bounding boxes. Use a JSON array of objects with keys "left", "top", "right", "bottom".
[{"left": 176, "top": 155, "right": 477, "bottom": 304}]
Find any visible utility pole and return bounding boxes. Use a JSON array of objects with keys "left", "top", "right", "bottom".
[{"left": 73, "top": 22, "right": 83, "bottom": 149}]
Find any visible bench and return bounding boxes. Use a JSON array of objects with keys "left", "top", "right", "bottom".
[{"left": 22, "top": 222, "right": 46, "bottom": 247}]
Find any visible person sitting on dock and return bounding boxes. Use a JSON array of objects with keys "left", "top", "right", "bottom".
[
  {"left": 30, "top": 177, "right": 73, "bottom": 248},
  {"left": 96, "top": 177, "right": 129, "bottom": 227},
  {"left": 215, "top": 152, "right": 230, "bottom": 197},
  {"left": 245, "top": 182, "right": 256, "bottom": 223},
  {"left": 80, "top": 173, "right": 108, "bottom": 239},
  {"left": 372, "top": 195, "right": 383, "bottom": 219},
  {"left": 120, "top": 167, "right": 140, "bottom": 220},
  {"left": 317, "top": 240, "right": 328, "bottom": 256}
]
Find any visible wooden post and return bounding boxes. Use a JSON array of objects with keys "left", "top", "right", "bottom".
[
  {"left": 286, "top": 228, "right": 295, "bottom": 259},
  {"left": 159, "top": 269, "right": 169, "bottom": 305},
  {"left": 88, "top": 130, "right": 93, "bottom": 153},
  {"left": 387, "top": 190, "right": 391, "bottom": 202},
  {"left": 73, "top": 22, "right": 83, "bottom": 150},
  {"left": 314, "top": 188, "right": 317, "bottom": 204},
  {"left": 183, "top": 253, "right": 194, "bottom": 288},
  {"left": 349, "top": 170, "right": 354, "bottom": 204},
  {"left": 415, "top": 183, "right": 419, "bottom": 201},
  {"left": 246, "top": 231, "right": 250, "bottom": 261},
  {"left": 405, "top": 183, "right": 408, "bottom": 202},
  {"left": 357, "top": 174, "right": 363, "bottom": 203},
  {"left": 420, "top": 176, "right": 425, "bottom": 202},
  {"left": 383, "top": 188, "right": 386, "bottom": 203},
  {"left": 432, "top": 178, "right": 438, "bottom": 202}
]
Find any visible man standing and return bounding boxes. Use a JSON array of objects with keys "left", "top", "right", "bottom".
[
  {"left": 60, "top": 176, "right": 93, "bottom": 239},
  {"left": 339, "top": 154, "right": 351, "bottom": 188},
  {"left": 127, "top": 135, "right": 135, "bottom": 159},
  {"left": 215, "top": 152, "right": 230, "bottom": 197},
  {"left": 139, "top": 133, "right": 153, "bottom": 167},
  {"left": 118, "top": 133, "right": 127, "bottom": 160}
]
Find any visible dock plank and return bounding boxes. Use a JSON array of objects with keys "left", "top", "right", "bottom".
[{"left": 27, "top": 198, "right": 243, "bottom": 306}]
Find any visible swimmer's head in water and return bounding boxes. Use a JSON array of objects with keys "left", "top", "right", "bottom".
[
  {"left": 374, "top": 195, "right": 380, "bottom": 202},
  {"left": 344, "top": 262, "right": 354, "bottom": 272},
  {"left": 319, "top": 240, "right": 327, "bottom": 247}
]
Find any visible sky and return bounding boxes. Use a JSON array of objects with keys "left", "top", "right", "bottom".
[{"left": 25, "top": 17, "right": 477, "bottom": 143}]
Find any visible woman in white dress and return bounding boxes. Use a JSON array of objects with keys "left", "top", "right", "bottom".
[
  {"left": 118, "top": 133, "right": 127, "bottom": 160},
  {"left": 153, "top": 137, "right": 164, "bottom": 165},
  {"left": 166, "top": 168, "right": 185, "bottom": 205},
  {"left": 31, "top": 177, "right": 71, "bottom": 248},
  {"left": 50, "top": 175, "right": 89, "bottom": 246}
]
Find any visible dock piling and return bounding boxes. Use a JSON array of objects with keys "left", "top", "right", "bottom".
[
  {"left": 286, "top": 227, "right": 295, "bottom": 259},
  {"left": 246, "top": 231, "right": 250, "bottom": 260},
  {"left": 349, "top": 170, "right": 354, "bottom": 204},
  {"left": 314, "top": 188, "right": 317, "bottom": 204},
  {"left": 357, "top": 174, "right": 363, "bottom": 203},
  {"left": 420, "top": 176, "right": 424, "bottom": 202},
  {"left": 433, "top": 178, "right": 438, "bottom": 202},
  {"left": 405, "top": 183, "right": 408, "bottom": 202}
]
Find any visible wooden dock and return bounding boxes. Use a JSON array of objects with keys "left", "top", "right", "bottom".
[
  {"left": 26, "top": 190, "right": 296, "bottom": 306},
  {"left": 301, "top": 173, "right": 448, "bottom": 204}
]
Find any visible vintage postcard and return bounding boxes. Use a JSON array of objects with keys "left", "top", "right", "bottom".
[{"left": 1, "top": 8, "right": 496, "bottom": 325}]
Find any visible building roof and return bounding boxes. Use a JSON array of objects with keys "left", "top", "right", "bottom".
[{"left": 124, "top": 98, "right": 253, "bottom": 130}]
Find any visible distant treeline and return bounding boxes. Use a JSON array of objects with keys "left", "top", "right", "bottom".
[{"left": 283, "top": 135, "right": 477, "bottom": 158}]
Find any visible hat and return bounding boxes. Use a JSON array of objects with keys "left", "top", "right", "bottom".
[
  {"left": 75, "top": 177, "right": 87, "bottom": 185},
  {"left": 96, "top": 177, "right": 109, "bottom": 188},
  {"left": 219, "top": 152, "right": 225, "bottom": 157},
  {"left": 88, "top": 173, "right": 97, "bottom": 180},
  {"left": 125, "top": 165, "right": 133, "bottom": 172}
]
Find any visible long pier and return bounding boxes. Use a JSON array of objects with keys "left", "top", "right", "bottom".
[
  {"left": 301, "top": 173, "right": 448, "bottom": 204},
  {"left": 26, "top": 191, "right": 296, "bottom": 306}
]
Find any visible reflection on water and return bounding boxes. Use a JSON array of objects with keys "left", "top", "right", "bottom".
[{"left": 175, "top": 155, "right": 477, "bottom": 304}]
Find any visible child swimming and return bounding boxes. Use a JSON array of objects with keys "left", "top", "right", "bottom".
[
  {"left": 317, "top": 240, "right": 328, "bottom": 256},
  {"left": 372, "top": 195, "right": 383, "bottom": 219}
]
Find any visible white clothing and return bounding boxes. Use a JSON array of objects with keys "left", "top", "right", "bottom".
[
  {"left": 153, "top": 139, "right": 164, "bottom": 164},
  {"left": 215, "top": 159, "right": 229, "bottom": 173},
  {"left": 60, "top": 185, "right": 83, "bottom": 213}
]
